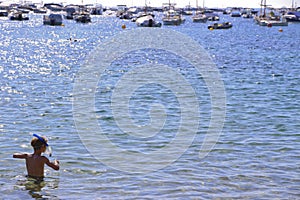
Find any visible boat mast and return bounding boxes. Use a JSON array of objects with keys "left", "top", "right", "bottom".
[
  {"left": 260, "top": 0, "right": 267, "bottom": 17},
  {"left": 194, "top": 0, "right": 199, "bottom": 14}
]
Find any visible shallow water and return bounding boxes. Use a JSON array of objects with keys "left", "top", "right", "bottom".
[{"left": 0, "top": 13, "right": 299, "bottom": 199}]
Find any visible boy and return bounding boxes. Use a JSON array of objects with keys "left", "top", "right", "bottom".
[{"left": 13, "top": 134, "right": 59, "bottom": 179}]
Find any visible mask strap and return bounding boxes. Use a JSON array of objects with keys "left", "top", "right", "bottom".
[{"left": 33, "top": 134, "right": 49, "bottom": 146}]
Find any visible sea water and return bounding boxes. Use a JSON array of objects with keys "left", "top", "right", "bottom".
[{"left": 0, "top": 13, "right": 299, "bottom": 199}]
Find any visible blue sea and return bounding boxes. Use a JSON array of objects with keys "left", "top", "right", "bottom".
[{"left": 0, "top": 13, "right": 299, "bottom": 199}]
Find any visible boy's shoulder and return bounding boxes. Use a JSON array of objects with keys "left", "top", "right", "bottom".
[
  {"left": 27, "top": 154, "right": 49, "bottom": 160},
  {"left": 28, "top": 154, "right": 49, "bottom": 163},
  {"left": 40, "top": 155, "right": 50, "bottom": 162}
]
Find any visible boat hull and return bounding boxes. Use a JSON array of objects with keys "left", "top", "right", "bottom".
[
  {"left": 192, "top": 15, "right": 208, "bottom": 23},
  {"left": 162, "top": 17, "right": 185, "bottom": 26},
  {"left": 136, "top": 15, "right": 161, "bottom": 27},
  {"left": 256, "top": 18, "right": 288, "bottom": 26}
]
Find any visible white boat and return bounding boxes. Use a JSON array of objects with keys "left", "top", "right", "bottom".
[
  {"left": 88, "top": 3, "right": 103, "bottom": 15},
  {"left": 0, "top": 2, "right": 9, "bottom": 17},
  {"left": 255, "top": 17, "right": 288, "bottom": 26},
  {"left": 255, "top": 0, "right": 288, "bottom": 26},
  {"left": 192, "top": 13, "right": 208, "bottom": 23},
  {"left": 74, "top": 6, "right": 91, "bottom": 23},
  {"left": 9, "top": 11, "right": 29, "bottom": 21},
  {"left": 206, "top": 12, "right": 220, "bottom": 21},
  {"left": 182, "top": 4, "right": 193, "bottom": 15},
  {"left": 0, "top": 9, "right": 8, "bottom": 17},
  {"left": 162, "top": 9, "right": 185, "bottom": 25},
  {"left": 136, "top": 14, "right": 162, "bottom": 27},
  {"left": 43, "top": 14, "right": 63, "bottom": 26},
  {"left": 242, "top": 8, "right": 253, "bottom": 18},
  {"left": 192, "top": 0, "right": 207, "bottom": 23},
  {"left": 135, "top": 1, "right": 161, "bottom": 27},
  {"left": 44, "top": 3, "right": 64, "bottom": 12},
  {"left": 231, "top": 10, "right": 241, "bottom": 17},
  {"left": 283, "top": 11, "right": 300, "bottom": 23},
  {"left": 162, "top": 1, "right": 185, "bottom": 26}
]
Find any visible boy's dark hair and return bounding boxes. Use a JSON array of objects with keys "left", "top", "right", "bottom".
[{"left": 31, "top": 136, "right": 47, "bottom": 150}]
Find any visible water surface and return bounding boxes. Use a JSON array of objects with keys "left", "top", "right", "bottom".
[{"left": 0, "top": 13, "right": 299, "bottom": 199}]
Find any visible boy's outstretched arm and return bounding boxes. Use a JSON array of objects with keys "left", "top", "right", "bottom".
[
  {"left": 13, "top": 153, "right": 28, "bottom": 159},
  {"left": 45, "top": 157, "right": 60, "bottom": 170}
]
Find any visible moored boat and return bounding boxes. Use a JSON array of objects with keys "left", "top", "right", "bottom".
[
  {"left": 43, "top": 13, "right": 63, "bottom": 26},
  {"left": 206, "top": 12, "right": 220, "bottom": 21},
  {"left": 208, "top": 22, "right": 232, "bottom": 29},
  {"left": 192, "top": 13, "right": 208, "bottom": 23},
  {"left": 255, "top": 18, "right": 288, "bottom": 26},
  {"left": 255, "top": 0, "right": 288, "bottom": 26},
  {"left": 9, "top": 11, "right": 29, "bottom": 21},
  {"left": 135, "top": 0, "right": 161, "bottom": 27},
  {"left": 44, "top": 3, "right": 65, "bottom": 12},
  {"left": 182, "top": 4, "right": 193, "bottom": 15},
  {"left": 74, "top": 6, "right": 91, "bottom": 23},
  {"left": 162, "top": 1, "right": 185, "bottom": 26},
  {"left": 0, "top": 9, "right": 8, "bottom": 17},
  {"left": 192, "top": 0, "right": 208, "bottom": 23},
  {"left": 88, "top": 3, "right": 103, "bottom": 15},
  {"left": 136, "top": 14, "right": 162, "bottom": 27},
  {"left": 0, "top": 2, "right": 9, "bottom": 17},
  {"left": 74, "top": 13, "right": 91, "bottom": 23},
  {"left": 231, "top": 10, "right": 241, "bottom": 17},
  {"left": 283, "top": 11, "right": 300, "bottom": 22},
  {"left": 162, "top": 10, "right": 185, "bottom": 25},
  {"left": 65, "top": 6, "right": 77, "bottom": 19},
  {"left": 242, "top": 13, "right": 253, "bottom": 18}
]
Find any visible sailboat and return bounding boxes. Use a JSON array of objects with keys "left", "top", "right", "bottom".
[
  {"left": 192, "top": 0, "right": 208, "bottom": 23},
  {"left": 255, "top": 0, "right": 288, "bottom": 26},
  {"left": 162, "top": 0, "right": 185, "bottom": 26}
]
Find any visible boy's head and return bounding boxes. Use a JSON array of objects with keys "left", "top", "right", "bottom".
[{"left": 31, "top": 136, "right": 48, "bottom": 151}]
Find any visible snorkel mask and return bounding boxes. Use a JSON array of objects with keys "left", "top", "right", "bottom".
[{"left": 33, "top": 134, "right": 52, "bottom": 157}]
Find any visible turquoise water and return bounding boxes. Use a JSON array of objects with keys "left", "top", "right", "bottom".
[{"left": 1, "top": 13, "right": 299, "bottom": 199}]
